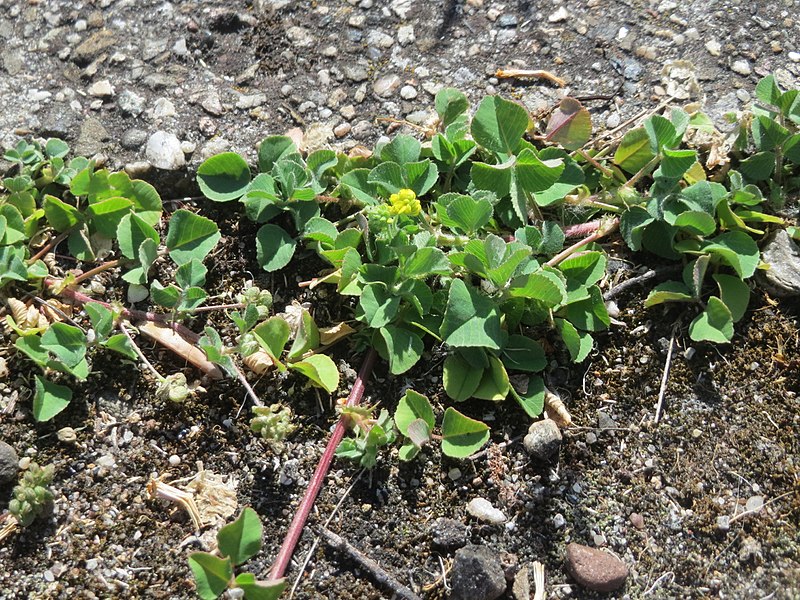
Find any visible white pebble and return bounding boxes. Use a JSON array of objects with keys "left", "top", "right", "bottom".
[
  {"left": 168, "top": 454, "right": 181, "bottom": 466},
  {"left": 705, "top": 40, "right": 721, "bottom": 57},
  {"left": 745, "top": 495, "right": 764, "bottom": 513},
  {"left": 731, "top": 60, "right": 752, "bottom": 76},
  {"left": 466, "top": 497, "right": 507, "bottom": 524},
  {"left": 400, "top": 85, "right": 418, "bottom": 100}
]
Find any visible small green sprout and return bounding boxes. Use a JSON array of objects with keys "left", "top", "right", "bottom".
[
  {"left": 9, "top": 462, "right": 55, "bottom": 527},
  {"left": 250, "top": 404, "right": 297, "bottom": 445},
  {"left": 335, "top": 405, "right": 397, "bottom": 468}
]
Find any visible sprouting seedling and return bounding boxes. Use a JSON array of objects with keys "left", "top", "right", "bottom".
[
  {"left": 188, "top": 507, "right": 286, "bottom": 600},
  {"left": 8, "top": 462, "right": 55, "bottom": 528},
  {"left": 250, "top": 404, "right": 297, "bottom": 446},
  {"left": 334, "top": 404, "right": 397, "bottom": 469}
]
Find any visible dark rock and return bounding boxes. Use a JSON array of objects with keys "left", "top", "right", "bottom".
[
  {"left": 565, "top": 543, "right": 629, "bottom": 592},
  {"left": 37, "top": 109, "right": 80, "bottom": 141},
  {"left": 757, "top": 229, "right": 800, "bottom": 297},
  {"left": 120, "top": 129, "right": 148, "bottom": 150},
  {"left": 0, "top": 440, "right": 19, "bottom": 484},
  {"left": 523, "top": 419, "right": 562, "bottom": 461},
  {"left": 450, "top": 545, "right": 506, "bottom": 600},
  {"left": 431, "top": 517, "right": 466, "bottom": 550}
]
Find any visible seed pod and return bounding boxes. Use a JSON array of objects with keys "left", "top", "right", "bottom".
[
  {"left": 243, "top": 351, "right": 274, "bottom": 375},
  {"left": 544, "top": 388, "right": 572, "bottom": 427}
]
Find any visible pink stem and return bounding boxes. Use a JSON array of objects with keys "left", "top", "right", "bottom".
[
  {"left": 563, "top": 219, "right": 602, "bottom": 238},
  {"left": 45, "top": 277, "right": 200, "bottom": 341},
  {"left": 269, "top": 348, "right": 378, "bottom": 581}
]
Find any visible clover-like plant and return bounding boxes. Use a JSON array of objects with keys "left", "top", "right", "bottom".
[
  {"left": 334, "top": 405, "right": 396, "bottom": 468},
  {"left": 188, "top": 507, "right": 285, "bottom": 600},
  {"left": 394, "top": 390, "right": 490, "bottom": 460}
]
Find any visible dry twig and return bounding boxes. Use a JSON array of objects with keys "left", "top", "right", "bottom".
[
  {"left": 496, "top": 68, "right": 566, "bottom": 87},
  {"left": 318, "top": 527, "right": 422, "bottom": 600}
]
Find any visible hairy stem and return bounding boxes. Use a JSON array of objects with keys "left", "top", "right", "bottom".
[
  {"left": 269, "top": 348, "right": 377, "bottom": 581},
  {"left": 546, "top": 217, "right": 619, "bottom": 267}
]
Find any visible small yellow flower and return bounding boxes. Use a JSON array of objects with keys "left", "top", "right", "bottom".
[{"left": 388, "top": 188, "right": 421, "bottom": 217}]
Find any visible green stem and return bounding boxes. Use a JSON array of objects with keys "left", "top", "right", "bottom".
[{"left": 625, "top": 154, "right": 661, "bottom": 189}]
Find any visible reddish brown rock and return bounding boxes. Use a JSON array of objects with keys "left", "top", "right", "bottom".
[{"left": 565, "top": 543, "right": 629, "bottom": 592}]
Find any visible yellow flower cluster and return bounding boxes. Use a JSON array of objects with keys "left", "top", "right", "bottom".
[{"left": 388, "top": 188, "right": 421, "bottom": 217}]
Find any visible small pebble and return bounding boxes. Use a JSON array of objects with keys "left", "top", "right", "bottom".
[
  {"left": 630, "top": 513, "right": 645, "bottom": 529},
  {"left": 448, "top": 468, "right": 462, "bottom": 481},
  {"left": 717, "top": 515, "right": 731, "bottom": 531},
  {"left": 399, "top": 85, "right": 417, "bottom": 100},
  {"left": 745, "top": 495, "right": 764, "bottom": 513},
  {"left": 57, "top": 427, "right": 78, "bottom": 443},
  {"left": 168, "top": 455, "right": 181, "bottom": 466},
  {"left": 466, "top": 497, "right": 508, "bottom": 524},
  {"left": 731, "top": 60, "right": 752, "bottom": 76}
]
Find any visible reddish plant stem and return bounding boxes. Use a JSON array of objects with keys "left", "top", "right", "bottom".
[
  {"left": 27, "top": 231, "right": 70, "bottom": 265},
  {"left": 45, "top": 278, "right": 200, "bottom": 342},
  {"left": 72, "top": 259, "right": 121, "bottom": 285},
  {"left": 269, "top": 348, "right": 378, "bottom": 581},
  {"left": 546, "top": 217, "right": 619, "bottom": 268},
  {"left": 563, "top": 219, "right": 603, "bottom": 239}
]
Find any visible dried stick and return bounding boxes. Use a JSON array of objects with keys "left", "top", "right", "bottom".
[
  {"left": 289, "top": 468, "right": 367, "bottom": 599},
  {"left": 654, "top": 327, "right": 677, "bottom": 423},
  {"left": 602, "top": 265, "right": 682, "bottom": 301},
  {"left": 495, "top": 68, "right": 566, "bottom": 87},
  {"left": 317, "top": 527, "right": 422, "bottom": 600},
  {"left": 269, "top": 348, "right": 378, "bottom": 581}
]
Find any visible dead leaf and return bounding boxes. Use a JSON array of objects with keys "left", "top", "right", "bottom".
[
  {"left": 319, "top": 322, "right": 356, "bottom": 346},
  {"left": 136, "top": 321, "right": 224, "bottom": 379}
]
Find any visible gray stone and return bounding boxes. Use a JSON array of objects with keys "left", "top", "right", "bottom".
[
  {"left": 120, "top": 128, "right": 148, "bottom": 150},
  {"left": 512, "top": 565, "right": 530, "bottom": 600},
  {"left": 497, "top": 14, "right": 518, "bottom": 27},
  {"left": 731, "top": 60, "right": 752, "bottom": 76},
  {"left": 597, "top": 411, "right": 617, "bottom": 430},
  {"left": 200, "top": 91, "right": 224, "bottom": 116},
  {"left": 399, "top": 85, "right": 417, "bottom": 100},
  {"left": 450, "top": 545, "right": 507, "bottom": 600},
  {"left": 145, "top": 131, "right": 185, "bottom": 170},
  {"left": 523, "top": 419, "right": 562, "bottom": 461},
  {"left": 467, "top": 497, "right": 507, "bottom": 524},
  {"left": 38, "top": 109, "right": 80, "bottom": 140},
  {"left": 373, "top": 74, "right": 401, "bottom": 98},
  {"left": 397, "top": 24, "right": 415, "bottom": 46},
  {"left": 236, "top": 93, "right": 267, "bottom": 110},
  {"left": 74, "top": 117, "right": 109, "bottom": 156},
  {"left": 344, "top": 65, "right": 369, "bottom": 82},
  {"left": 367, "top": 31, "right": 394, "bottom": 49},
  {"left": 431, "top": 517, "right": 467, "bottom": 550},
  {"left": 565, "top": 543, "right": 629, "bottom": 592},
  {"left": 0, "top": 441, "right": 19, "bottom": 484},
  {"left": 2, "top": 50, "right": 24, "bottom": 75},
  {"left": 199, "top": 137, "right": 230, "bottom": 161},
  {"left": 152, "top": 98, "right": 176, "bottom": 119},
  {"left": 286, "top": 26, "right": 314, "bottom": 47},
  {"left": 117, "top": 90, "right": 146, "bottom": 116},
  {"left": 142, "top": 38, "right": 169, "bottom": 61},
  {"left": 73, "top": 29, "right": 116, "bottom": 64},
  {"left": 758, "top": 230, "right": 800, "bottom": 297}
]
